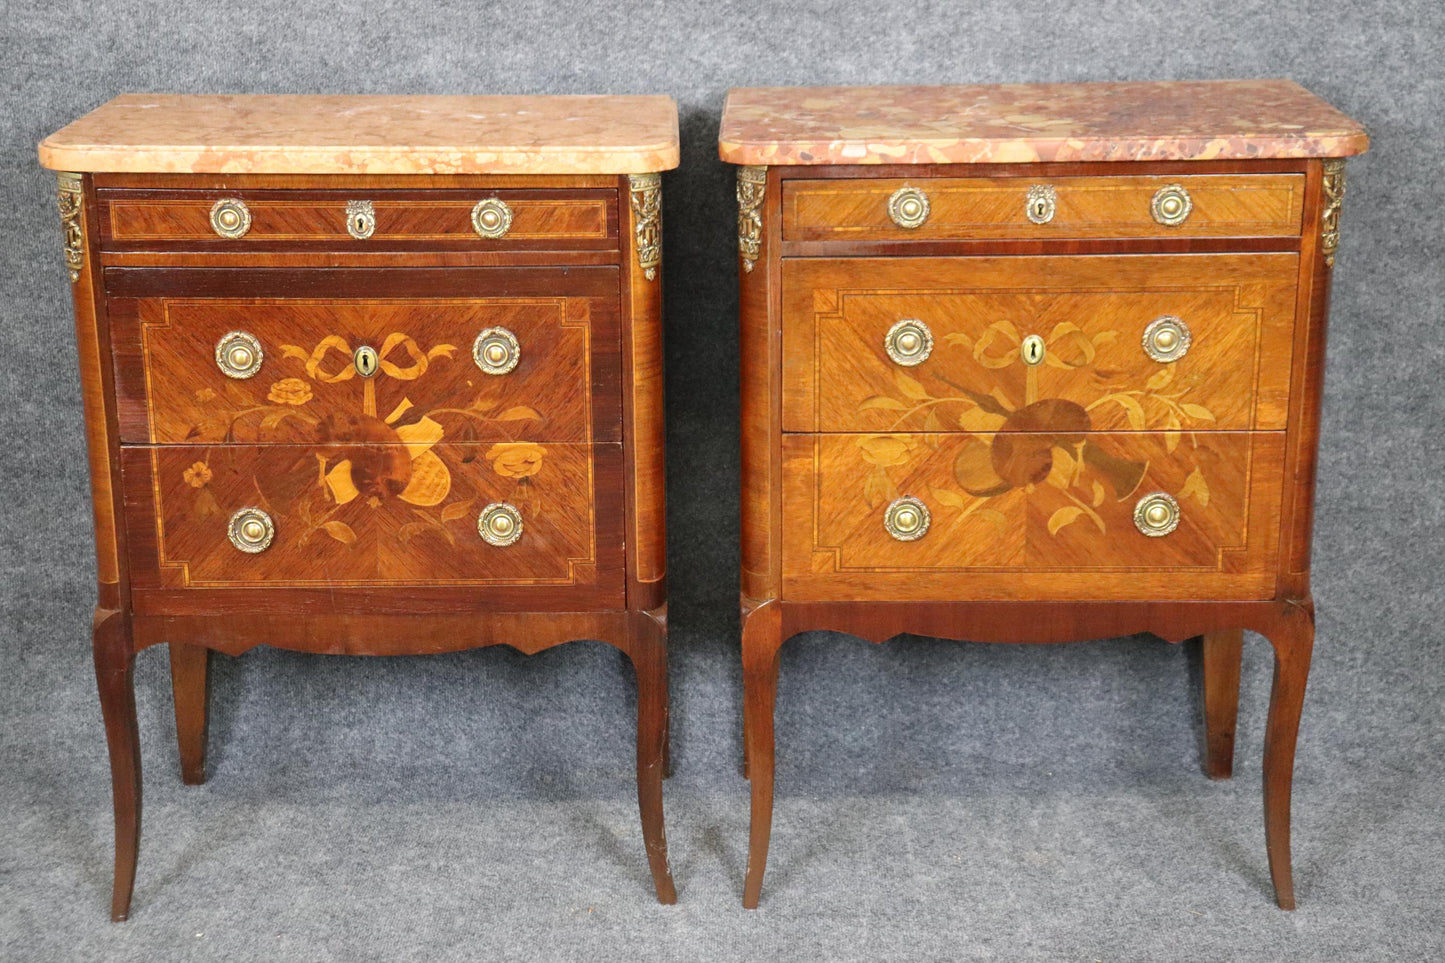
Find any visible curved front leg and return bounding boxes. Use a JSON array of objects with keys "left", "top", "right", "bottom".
[
  {"left": 1261, "top": 605, "right": 1316, "bottom": 910},
  {"left": 741, "top": 599, "right": 783, "bottom": 908},
  {"left": 93, "top": 608, "right": 140, "bottom": 921},
  {"left": 628, "top": 610, "right": 677, "bottom": 904}
]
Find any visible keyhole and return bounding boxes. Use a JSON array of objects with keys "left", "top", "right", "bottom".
[
  {"left": 1021, "top": 334, "right": 1045, "bottom": 366},
  {"left": 354, "top": 345, "right": 378, "bottom": 378},
  {"left": 1032, "top": 200, "right": 1047, "bottom": 219}
]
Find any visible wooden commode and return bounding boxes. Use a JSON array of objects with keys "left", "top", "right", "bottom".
[
  {"left": 720, "top": 81, "right": 1368, "bottom": 908},
  {"left": 41, "top": 94, "right": 679, "bottom": 919}
]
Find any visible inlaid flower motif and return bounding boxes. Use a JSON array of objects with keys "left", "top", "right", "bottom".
[
  {"left": 267, "top": 378, "right": 313, "bottom": 406},
  {"left": 487, "top": 442, "right": 545, "bottom": 478},
  {"left": 857, "top": 435, "right": 911, "bottom": 467},
  {"left": 194, "top": 387, "right": 217, "bottom": 403},
  {"left": 182, "top": 462, "right": 212, "bottom": 488}
]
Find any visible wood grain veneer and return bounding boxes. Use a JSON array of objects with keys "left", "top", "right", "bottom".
[
  {"left": 43, "top": 97, "right": 678, "bottom": 920},
  {"left": 725, "top": 82, "right": 1366, "bottom": 912}
]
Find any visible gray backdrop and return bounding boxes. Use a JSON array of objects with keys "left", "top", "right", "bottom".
[{"left": 2, "top": 1, "right": 1442, "bottom": 960}]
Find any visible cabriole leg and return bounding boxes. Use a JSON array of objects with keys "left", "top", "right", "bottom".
[{"left": 93, "top": 608, "right": 140, "bottom": 922}]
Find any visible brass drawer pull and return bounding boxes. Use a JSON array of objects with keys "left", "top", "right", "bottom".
[
  {"left": 1021, "top": 333, "right": 1046, "bottom": 366},
  {"left": 884, "top": 496, "right": 930, "bottom": 542},
  {"left": 887, "top": 187, "right": 930, "bottom": 229},
  {"left": 209, "top": 198, "right": 251, "bottom": 238},
  {"left": 1026, "top": 184, "right": 1057, "bottom": 224},
  {"left": 471, "top": 198, "right": 513, "bottom": 238},
  {"left": 478, "top": 502, "right": 523, "bottom": 547},
  {"left": 884, "top": 319, "right": 933, "bottom": 366},
  {"left": 473, "top": 327, "right": 520, "bottom": 375},
  {"left": 227, "top": 508, "right": 275, "bottom": 553},
  {"left": 1133, "top": 492, "right": 1180, "bottom": 537},
  {"left": 1142, "top": 316, "right": 1191, "bottom": 363},
  {"left": 1151, "top": 185, "right": 1193, "bottom": 226},
  {"left": 215, "top": 331, "right": 263, "bottom": 379},
  {"left": 346, "top": 200, "right": 375, "bottom": 239}
]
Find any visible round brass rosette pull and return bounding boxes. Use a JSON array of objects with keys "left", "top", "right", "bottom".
[
  {"left": 471, "top": 198, "right": 513, "bottom": 238},
  {"left": 478, "top": 502, "right": 523, "bottom": 547},
  {"left": 1141, "top": 315, "right": 1192, "bottom": 363},
  {"left": 209, "top": 198, "right": 251, "bottom": 238},
  {"left": 473, "top": 327, "right": 520, "bottom": 375},
  {"left": 1150, "top": 185, "right": 1193, "bottom": 226},
  {"left": 884, "top": 319, "right": 934, "bottom": 366},
  {"left": 215, "top": 331, "right": 263, "bottom": 379},
  {"left": 228, "top": 508, "right": 275, "bottom": 553},
  {"left": 887, "top": 187, "right": 930, "bottom": 229},
  {"left": 1133, "top": 492, "right": 1181, "bottom": 537},
  {"left": 884, "top": 496, "right": 931, "bottom": 542}
]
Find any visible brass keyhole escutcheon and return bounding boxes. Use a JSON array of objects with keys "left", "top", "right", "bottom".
[
  {"left": 1021, "top": 334, "right": 1046, "bottom": 366},
  {"left": 353, "top": 344, "right": 379, "bottom": 378},
  {"left": 346, "top": 200, "right": 375, "bottom": 240},
  {"left": 1026, "top": 184, "right": 1057, "bottom": 225}
]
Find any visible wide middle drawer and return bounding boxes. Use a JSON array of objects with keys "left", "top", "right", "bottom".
[
  {"left": 108, "top": 267, "right": 621, "bottom": 445},
  {"left": 782, "top": 254, "right": 1298, "bottom": 433}
]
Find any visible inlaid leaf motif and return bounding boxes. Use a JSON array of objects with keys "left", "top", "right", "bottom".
[
  {"left": 440, "top": 500, "right": 474, "bottom": 522},
  {"left": 975, "top": 508, "right": 1008, "bottom": 538},
  {"left": 1165, "top": 412, "right": 1183, "bottom": 453},
  {"left": 1180, "top": 468, "right": 1211, "bottom": 506},
  {"left": 1091, "top": 481, "right": 1106, "bottom": 507},
  {"left": 397, "top": 521, "right": 432, "bottom": 543},
  {"left": 1108, "top": 394, "right": 1148, "bottom": 430},
  {"left": 1047, "top": 506, "right": 1085, "bottom": 535},
  {"left": 944, "top": 332, "right": 974, "bottom": 349},
  {"left": 497, "top": 406, "right": 543, "bottom": 421},
  {"left": 859, "top": 395, "right": 909, "bottom": 411},
  {"left": 1181, "top": 404, "right": 1216, "bottom": 422},
  {"left": 893, "top": 371, "right": 929, "bottom": 400},
  {"left": 279, "top": 344, "right": 310, "bottom": 362},
  {"left": 1146, "top": 367, "right": 1174, "bottom": 391},
  {"left": 321, "top": 521, "right": 357, "bottom": 545},
  {"left": 927, "top": 486, "right": 967, "bottom": 508}
]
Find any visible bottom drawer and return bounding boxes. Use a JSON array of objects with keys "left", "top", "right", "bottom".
[
  {"left": 123, "top": 441, "right": 623, "bottom": 612},
  {"left": 782, "top": 432, "right": 1284, "bottom": 602}
]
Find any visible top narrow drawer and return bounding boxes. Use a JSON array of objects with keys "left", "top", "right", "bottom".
[
  {"left": 781, "top": 174, "right": 1306, "bottom": 242},
  {"left": 97, "top": 189, "right": 618, "bottom": 249}
]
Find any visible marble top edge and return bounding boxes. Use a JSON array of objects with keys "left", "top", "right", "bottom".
[
  {"left": 40, "top": 94, "right": 680, "bottom": 174},
  {"left": 717, "top": 80, "right": 1368, "bottom": 164}
]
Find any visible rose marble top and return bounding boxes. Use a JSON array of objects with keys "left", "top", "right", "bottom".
[
  {"left": 718, "top": 81, "right": 1368, "bottom": 165},
  {"left": 39, "top": 94, "right": 680, "bottom": 174}
]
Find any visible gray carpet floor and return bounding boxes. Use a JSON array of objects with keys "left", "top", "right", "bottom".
[{"left": 4, "top": 1, "right": 1444, "bottom": 960}]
